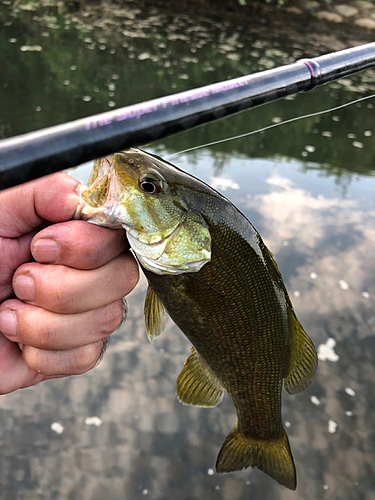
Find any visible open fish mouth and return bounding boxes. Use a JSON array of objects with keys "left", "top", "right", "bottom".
[{"left": 74, "top": 156, "right": 128, "bottom": 229}]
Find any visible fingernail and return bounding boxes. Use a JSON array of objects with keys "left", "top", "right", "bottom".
[
  {"left": 32, "top": 238, "right": 58, "bottom": 263},
  {"left": 0, "top": 309, "right": 17, "bottom": 337},
  {"left": 14, "top": 275, "right": 35, "bottom": 301}
]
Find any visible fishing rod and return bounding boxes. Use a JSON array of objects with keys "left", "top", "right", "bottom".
[{"left": 0, "top": 42, "right": 375, "bottom": 190}]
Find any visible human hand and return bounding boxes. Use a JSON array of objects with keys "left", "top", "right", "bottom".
[{"left": 0, "top": 172, "right": 139, "bottom": 394}]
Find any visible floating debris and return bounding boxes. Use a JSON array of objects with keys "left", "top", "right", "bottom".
[
  {"left": 20, "top": 45, "right": 42, "bottom": 52},
  {"left": 311, "top": 396, "right": 321, "bottom": 406},
  {"left": 84, "top": 416, "right": 103, "bottom": 427},
  {"left": 321, "top": 131, "right": 333, "bottom": 138},
  {"left": 318, "top": 338, "right": 339, "bottom": 362},
  {"left": 328, "top": 420, "right": 338, "bottom": 434},
  {"left": 338, "top": 280, "right": 350, "bottom": 290},
  {"left": 51, "top": 422, "right": 64, "bottom": 434}
]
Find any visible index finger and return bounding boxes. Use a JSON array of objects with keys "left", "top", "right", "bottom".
[
  {"left": 0, "top": 172, "right": 80, "bottom": 238},
  {"left": 31, "top": 221, "right": 128, "bottom": 269}
]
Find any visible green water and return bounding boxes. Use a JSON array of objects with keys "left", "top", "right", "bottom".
[{"left": 0, "top": 2, "right": 374, "bottom": 500}]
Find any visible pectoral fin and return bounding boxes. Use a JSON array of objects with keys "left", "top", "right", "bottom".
[
  {"left": 144, "top": 284, "right": 166, "bottom": 343},
  {"left": 177, "top": 347, "right": 224, "bottom": 407},
  {"left": 284, "top": 310, "right": 318, "bottom": 395}
]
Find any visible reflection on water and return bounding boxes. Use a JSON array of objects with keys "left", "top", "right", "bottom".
[{"left": 0, "top": 1, "right": 375, "bottom": 499}]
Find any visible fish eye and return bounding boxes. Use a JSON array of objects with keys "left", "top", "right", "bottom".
[{"left": 138, "top": 177, "right": 162, "bottom": 194}]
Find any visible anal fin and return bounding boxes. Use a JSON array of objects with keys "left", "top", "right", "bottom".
[
  {"left": 216, "top": 423, "right": 296, "bottom": 490},
  {"left": 284, "top": 310, "right": 318, "bottom": 395},
  {"left": 176, "top": 347, "right": 224, "bottom": 408}
]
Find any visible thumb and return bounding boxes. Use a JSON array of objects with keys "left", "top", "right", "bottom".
[{"left": 0, "top": 172, "right": 81, "bottom": 238}]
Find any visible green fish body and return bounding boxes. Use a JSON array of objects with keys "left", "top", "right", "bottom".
[{"left": 79, "top": 148, "right": 317, "bottom": 490}]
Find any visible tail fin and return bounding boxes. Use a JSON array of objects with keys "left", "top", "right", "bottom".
[{"left": 216, "top": 423, "right": 296, "bottom": 490}]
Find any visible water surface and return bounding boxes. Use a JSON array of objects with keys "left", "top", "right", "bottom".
[{"left": 0, "top": 2, "right": 374, "bottom": 499}]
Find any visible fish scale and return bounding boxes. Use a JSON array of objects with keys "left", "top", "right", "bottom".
[{"left": 79, "top": 147, "right": 318, "bottom": 490}]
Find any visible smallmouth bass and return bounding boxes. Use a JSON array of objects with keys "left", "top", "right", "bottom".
[{"left": 78, "top": 148, "right": 317, "bottom": 490}]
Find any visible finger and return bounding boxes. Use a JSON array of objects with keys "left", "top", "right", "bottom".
[
  {"left": 22, "top": 340, "right": 105, "bottom": 377},
  {"left": 13, "top": 252, "right": 139, "bottom": 314},
  {"left": 31, "top": 220, "right": 128, "bottom": 270},
  {"left": 0, "top": 172, "right": 80, "bottom": 238},
  {"left": 0, "top": 334, "right": 46, "bottom": 394},
  {"left": 0, "top": 298, "right": 126, "bottom": 350}
]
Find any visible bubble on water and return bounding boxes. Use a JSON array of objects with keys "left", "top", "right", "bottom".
[
  {"left": 338, "top": 280, "right": 350, "bottom": 290},
  {"left": 345, "top": 387, "right": 356, "bottom": 397},
  {"left": 35, "top": 106, "right": 41, "bottom": 112},
  {"left": 318, "top": 338, "right": 339, "bottom": 362},
  {"left": 84, "top": 37, "right": 92, "bottom": 43},
  {"left": 362, "top": 291, "right": 370, "bottom": 299},
  {"left": 63, "top": 80, "right": 70, "bottom": 85},
  {"left": 364, "top": 130, "right": 372, "bottom": 137},
  {"left": 245, "top": 480, "right": 251, "bottom": 485},
  {"left": 347, "top": 133, "right": 356, "bottom": 139},
  {"left": 285, "top": 421, "right": 291, "bottom": 428},
  {"left": 207, "top": 468, "right": 214, "bottom": 476},
  {"left": 82, "top": 96, "right": 92, "bottom": 102},
  {"left": 178, "top": 73, "right": 189, "bottom": 80},
  {"left": 142, "top": 489, "right": 148, "bottom": 495},
  {"left": 51, "top": 422, "right": 64, "bottom": 434},
  {"left": 311, "top": 396, "right": 321, "bottom": 406},
  {"left": 323, "top": 484, "right": 329, "bottom": 490},
  {"left": 70, "top": 65, "right": 77, "bottom": 71},
  {"left": 272, "top": 117, "right": 282, "bottom": 123},
  {"left": 215, "top": 485, "right": 220, "bottom": 490},
  {"left": 352, "top": 141, "right": 364, "bottom": 149},
  {"left": 328, "top": 420, "right": 337, "bottom": 434},
  {"left": 9, "top": 38, "right": 17, "bottom": 43},
  {"left": 108, "top": 101, "right": 116, "bottom": 107},
  {"left": 84, "top": 416, "right": 102, "bottom": 427},
  {"left": 345, "top": 411, "right": 353, "bottom": 416},
  {"left": 305, "top": 145, "right": 315, "bottom": 153},
  {"left": 332, "top": 115, "right": 340, "bottom": 122},
  {"left": 310, "top": 272, "right": 318, "bottom": 280},
  {"left": 108, "top": 82, "right": 116, "bottom": 91},
  {"left": 293, "top": 290, "right": 300, "bottom": 297}
]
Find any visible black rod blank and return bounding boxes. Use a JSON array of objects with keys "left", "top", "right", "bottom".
[{"left": 1, "top": 42, "right": 375, "bottom": 190}]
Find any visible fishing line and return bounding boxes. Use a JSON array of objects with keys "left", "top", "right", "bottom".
[{"left": 167, "top": 93, "right": 375, "bottom": 159}]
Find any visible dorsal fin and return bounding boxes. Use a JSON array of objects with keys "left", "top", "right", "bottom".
[
  {"left": 144, "top": 284, "right": 166, "bottom": 343},
  {"left": 177, "top": 347, "right": 224, "bottom": 407},
  {"left": 284, "top": 309, "right": 318, "bottom": 395}
]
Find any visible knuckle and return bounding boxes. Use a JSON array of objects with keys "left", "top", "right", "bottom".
[
  {"left": 73, "top": 342, "right": 102, "bottom": 373},
  {"left": 103, "top": 300, "right": 125, "bottom": 333}
]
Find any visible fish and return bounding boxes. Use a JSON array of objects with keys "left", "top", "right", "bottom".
[{"left": 78, "top": 148, "right": 318, "bottom": 490}]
